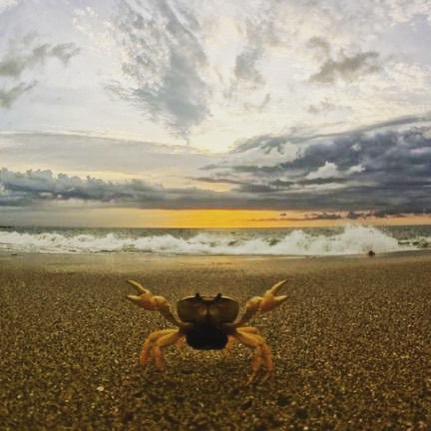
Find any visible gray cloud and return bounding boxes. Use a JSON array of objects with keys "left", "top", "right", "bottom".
[
  {"left": 0, "top": 167, "right": 242, "bottom": 209},
  {"left": 310, "top": 51, "right": 381, "bottom": 83},
  {"left": 0, "top": 168, "right": 157, "bottom": 206},
  {"left": 0, "top": 38, "right": 80, "bottom": 78},
  {"left": 197, "top": 117, "right": 431, "bottom": 213},
  {"left": 49, "top": 43, "right": 81, "bottom": 65},
  {"left": 0, "top": 132, "right": 212, "bottom": 179},
  {"left": 0, "top": 80, "right": 37, "bottom": 108},
  {"left": 108, "top": 0, "right": 209, "bottom": 139},
  {"left": 226, "top": 9, "right": 285, "bottom": 112},
  {"left": 235, "top": 48, "right": 263, "bottom": 84},
  {"left": 2, "top": 118, "right": 431, "bottom": 214},
  {"left": 301, "top": 210, "right": 413, "bottom": 221},
  {"left": 305, "top": 212, "right": 344, "bottom": 220},
  {"left": 307, "top": 37, "right": 331, "bottom": 56},
  {"left": 0, "top": 35, "right": 80, "bottom": 108},
  {"left": 232, "top": 12, "right": 280, "bottom": 87}
]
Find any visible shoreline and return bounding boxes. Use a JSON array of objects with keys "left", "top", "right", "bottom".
[
  {"left": 1, "top": 247, "right": 430, "bottom": 267},
  {"left": 1, "top": 253, "right": 430, "bottom": 430}
]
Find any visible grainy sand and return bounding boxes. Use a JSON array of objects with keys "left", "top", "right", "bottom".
[{"left": 1, "top": 252, "right": 430, "bottom": 430}]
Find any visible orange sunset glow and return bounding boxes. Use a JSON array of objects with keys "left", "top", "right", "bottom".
[
  {"left": 10, "top": 208, "right": 426, "bottom": 228},
  {"left": 117, "top": 209, "right": 431, "bottom": 228}
]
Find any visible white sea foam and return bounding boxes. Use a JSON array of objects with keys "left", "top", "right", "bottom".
[{"left": 0, "top": 225, "right": 418, "bottom": 255}]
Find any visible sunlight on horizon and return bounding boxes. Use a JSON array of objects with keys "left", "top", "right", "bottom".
[
  {"left": 95, "top": 209, "right": 431, "bottom": 228},
  {"left": 2, "top": 208, "right": 430, "bottom": 228}
]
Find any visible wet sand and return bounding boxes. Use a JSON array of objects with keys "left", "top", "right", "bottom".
[{"left": 1, "top": 252, "right": 430, "bottom": 430}]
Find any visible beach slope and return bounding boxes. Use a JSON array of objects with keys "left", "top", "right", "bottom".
[{"left": 1, "top": 253, "right": 430, "bottom": 430}]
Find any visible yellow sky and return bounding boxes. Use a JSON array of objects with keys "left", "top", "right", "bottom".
[
  {"left": 3, "top": 206, "right": 430, "bottom": 228},
  {"left": 40, "top": 208, "right": 431, "bottom": 228}
]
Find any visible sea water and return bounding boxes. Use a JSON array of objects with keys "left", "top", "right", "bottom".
[{"left": 0, "top": 224, "right": 430, "bottom": 256}]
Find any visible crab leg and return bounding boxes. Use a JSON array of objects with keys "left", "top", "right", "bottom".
[
  {"left": 222, "top": 335, "right": 238, "bottom": 357},
  {"left": 232, "top": 327, "right": 273, "bottom": 384},
  {"left": 230, "top": 279, "right": 288, "bottom": 328},
  {"left": 140, "top": 328, "right": 184, "bottom": 372},
  {"left": 126, "top": 279, "right": 188, "bottom": 328},
  {"left": 223, "top": 326, "right": 261, "bottom": 357}
]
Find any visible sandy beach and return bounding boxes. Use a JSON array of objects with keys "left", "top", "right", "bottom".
[{"left": 0, "top": 252, "right": 430, "bottom": 430}]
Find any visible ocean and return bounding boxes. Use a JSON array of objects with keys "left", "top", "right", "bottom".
[{"left": 0, "top": 224, "right": 430, "bottom": 256}]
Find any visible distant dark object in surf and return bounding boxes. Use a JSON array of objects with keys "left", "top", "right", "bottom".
[{"left": 368, "top": 250, "right": 376, "bottom": 257}]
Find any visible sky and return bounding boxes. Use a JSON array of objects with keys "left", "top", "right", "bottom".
[{"left": 1, "top": 0, "right": 431, "bottom": 227}]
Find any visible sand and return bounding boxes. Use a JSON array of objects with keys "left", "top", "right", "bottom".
[{"left": 0, "top": 252, "right": 430, "bottom": 430}]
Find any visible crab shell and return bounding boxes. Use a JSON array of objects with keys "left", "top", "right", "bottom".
[{"left": 177, "top": 293, "right": 239, "bottom": 350}]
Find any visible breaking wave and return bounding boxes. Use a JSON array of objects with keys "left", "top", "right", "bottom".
[{"left": 0, "top": 225, "right": 422, "bottom": 255}]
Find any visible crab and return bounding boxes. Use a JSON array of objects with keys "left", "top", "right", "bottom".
[{"left": 126, "top": 279, "right": 288, "bottom": 384}]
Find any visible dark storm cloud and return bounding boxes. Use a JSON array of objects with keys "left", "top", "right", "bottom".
[
  {"left": 0, "top": 167, "right": 243, "bottom": 209},
  {"left": 0, "top": 168, "right": 152, "bottom": 205},
  {"left": 2, "top": 118, "right": 431, "bottom": 213},
  {"left": 197, "top": 118, "right": 431, "bottom": 213},
  {"left": 0, "top": 168, "right": 170, "bottom": 205},
  {"left": 305, "top": 212, "right": 344, "bottom": 220},
  {"left": 303, "top": 211, "right": 388, "bottom": 221},
  {"left": 108, "top": 0, "right": 209, "bottom": 139},
  {"left": 310, "top": 51, "right": 381, "bottom": 83}
]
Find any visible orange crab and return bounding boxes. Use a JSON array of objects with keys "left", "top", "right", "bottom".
[{"left": 126, "top": 279, "right": 288, "bottom": 384}]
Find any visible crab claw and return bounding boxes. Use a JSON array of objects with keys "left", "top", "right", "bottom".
[
  {"left": 126, "top": 279, "right": 158, "bottom": 311},
  {"left": 125, "top": 279, "right": 187, "bottom": 328},
  {"left": 127, "top": 279, "right": 149, "bottom": 294},
  {"left": 259, "top": 279, "right": 288, "bottom": 312}
]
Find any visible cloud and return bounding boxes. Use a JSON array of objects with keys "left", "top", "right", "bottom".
[
  {"left": 0, "top": 37, "right": 80, "bottom": 78},
  {"left": 0, "top": 167, "right": 240, "bottom": 209},
  {"left": 0, "top": 168, "right": 157, "bottom": 205},
  {"left": 1, "top": 2, "right": 431, "bottom": 218},
  {"left": 2, "top": 113, "right": 431, "bottom": 217},
  {"left": 307, "top": 37, "right": 331, "bottom": 57},
  {"left": 0, "top": 80, "right": 37, "bottom": 108},
  {"left": 387, "top": 0, "right": 431, "bottom": 25},
  {"left": 0, "top": 34, "right": 80, "bottom": 107},
  {"left": 310, "top": 51, "right": 381, "bottom": 83},
  {"left": 306, "top": 161, "right": 341, "bottom": 180},
  {"left": 234, "top": 48, "right": 263, "bottom": 84},
  {"left": 196, "top": 117, "right": 431, "bottom": 213},
  {"left": 0, "top": 132, "right": 212, "bottom": 187},
  {"left": 0, "top": 0, "right": 18, "bottom": 14},
  {"left": 3, "top": 0, "right": 430, "bottom": 148},
  {"left": 49, "top": 43, "right": 81, "bottom": 65},
  {"left": 107, "top": 0, "right": 210, "bottom": 139}
]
